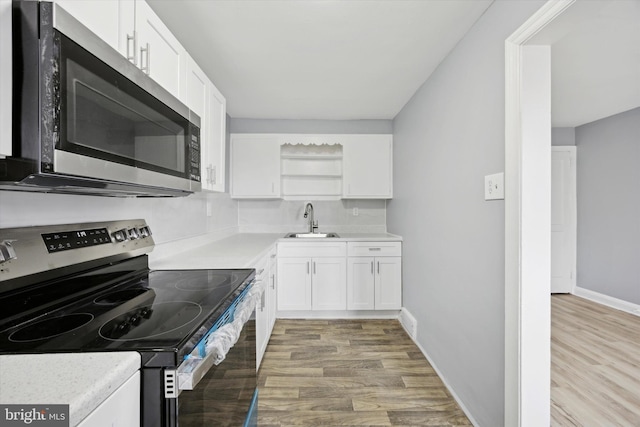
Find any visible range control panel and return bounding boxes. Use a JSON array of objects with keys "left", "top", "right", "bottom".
[
  {"left": 42, "top": 228, "right": 111, "bottom": 253},
  {"left": 0, "top": 219, "right": 155, "bottom": 284}
]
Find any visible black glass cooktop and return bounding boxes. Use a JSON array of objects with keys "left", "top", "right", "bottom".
[{"left": 0, "top": 257, "right": 254, "bottom": 365}]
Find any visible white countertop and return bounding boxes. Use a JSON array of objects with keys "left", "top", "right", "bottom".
[
  {"left": 0, "top": 352, "right": 140, "bottom": 426},
  {"left": 150, "top": 232, "right": 402, "bottom": 270}
]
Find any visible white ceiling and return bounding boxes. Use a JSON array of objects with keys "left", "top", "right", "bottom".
[
  {"left": 147, "top": 0, "right": 493, "bottom": 120},
  {"left": 529, "top": 0, "right": 640, "bottom": 127}
]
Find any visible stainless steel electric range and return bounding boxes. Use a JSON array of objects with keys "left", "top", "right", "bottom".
[{"left": 0, "top": 219, "right": 258, "bottom": 427}]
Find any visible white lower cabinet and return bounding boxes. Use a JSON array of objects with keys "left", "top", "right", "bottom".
[
  {"left": 311, "top": 257, "right": 347, "bottom": 310},
  {"left": 277, "top": 258, "right": 312, "bottom": 310},
  {"left": 77, "top": 371, "right": 140, "bottom": 427},
  {"left": 347, "top": 242, "right": 402, "bottom": 310},
  {"left": 277, "top": 242, "right": 347, "bottom": 311},
  {"left": 255, "top": 247, "right": 277, "bottom": 369}
]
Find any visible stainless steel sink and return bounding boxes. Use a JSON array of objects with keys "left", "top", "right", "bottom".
[{"left": 284, "top": 232, "right": 340, "bottom": 238}]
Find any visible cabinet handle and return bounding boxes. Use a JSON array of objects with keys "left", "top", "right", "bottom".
[
  {"left": 371, "top": 261, "right": 374, "bottom": 275},
  {"left": 270, "top": 274, "right": 275, "bottom": 289},
  {"left": 140, "top": 43, "right": 151, "bottom": 75},
  {"left": 126, "top": 33, "right": 137, "bottom": 65},
  {"left": 377, "top": 261, "right": 380, "bottom": 275},
  {"left": 313, "top": 262, "right": 316, "bottom": 275},
  {"left": 307, "top": 261, "right": 310, "bottom": 275},
  {"left": 369, "top": 248, "right": 381, "bottom": 251}
]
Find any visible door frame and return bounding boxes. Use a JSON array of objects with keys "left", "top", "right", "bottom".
[
  {"left": 551, "top": 146, "right": 577, "bottom": 294},
  {"left": 504, "top": 0, "right": 576, "bottom": 425}
]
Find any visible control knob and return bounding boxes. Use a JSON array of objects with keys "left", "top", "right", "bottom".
[
  {"left": 0, "top": 240, "right": 17, "bottom": 264},
  {"left": 128, "top": 228, "right": 140, "bottom": 240},
  {"left": 139, "top": 226, "right": 152, "bottom": 238},
  {"left": 112, "top": 229, "right": 128, "bottom": 242}
]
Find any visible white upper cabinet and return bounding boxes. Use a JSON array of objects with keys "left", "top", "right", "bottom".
[
  {"left": 342, "top": 135, "right": 393, "bottom": 199},
  {"left": 184, "top": 56, "right": 208, "bottom": 123},
  {"left": 55, "top": 0, "right": 185, "bottom": 99},
  {"left": 184, "top": 56, "right": 210, "bottom": 190},
  {"left": 230, "top": 135, "right": 281, "bottom": 198},
  {"left": 0, "top": 0, "right": 11, "bottom": 157},
  {"left": 54, "top": 0, "right": 130, "bottom": 53},
  {"left": 184, "top": 55, "right": 227, "bottom": 193},
  {"left": 135, "top": 1, "right": 185, "bottom": 99},
  {"left": 205, "top": 82, "right": 226, "bottom": 192}
]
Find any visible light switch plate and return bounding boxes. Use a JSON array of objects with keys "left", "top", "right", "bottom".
[{"left": 485, "top": 172, "right": 504, "bottom": 200}]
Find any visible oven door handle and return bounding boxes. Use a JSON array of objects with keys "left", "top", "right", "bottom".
[{"left": 177, "top": 281, "right": 263, "bottom": 391}]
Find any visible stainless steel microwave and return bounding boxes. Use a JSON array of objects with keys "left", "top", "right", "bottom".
[{"left": 1, "top": 1, "right": 201, "bottom": 197}]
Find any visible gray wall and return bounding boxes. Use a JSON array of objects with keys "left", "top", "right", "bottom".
[
  {"left": 229, "top": 118, "right": 393, "bottom": 134},
  {"left": 387, "top": 1, "right": 545, "bottom": 425},
  {"left": 552, "top": 127, "right": 576, "bottom": 146},
  {"left": 576, "top": 107, "right": 640, "bottom": 304}
]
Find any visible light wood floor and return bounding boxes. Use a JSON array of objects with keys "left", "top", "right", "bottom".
[
  {"left": 257, "top": 319, "right": 471, "bottom": 426},
  {"left": 551, "top": 294, "right": 640, "bottom": 426}
]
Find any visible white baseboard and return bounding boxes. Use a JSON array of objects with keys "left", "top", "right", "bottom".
[
  {"left": 398, "top": 307, "right": 417, "bottom": 339},
  {"left": 277, "top": 310, "right": 400, "bottom": 319},
  {"left": 398, "top": 308, "right": 479, "bottom": 427},
  {"left": 573, "top": 287, "right": 640, "bottom": 317}
]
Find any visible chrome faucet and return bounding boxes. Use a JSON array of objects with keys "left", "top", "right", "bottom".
[{"left": 303, "top": 203, "right": 318, "bottom": 233}]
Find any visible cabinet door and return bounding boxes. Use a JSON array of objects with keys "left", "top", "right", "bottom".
[
  {"left": 0, "top": 0, "right": 11, "bottom": 157},
  {"left": 55, "top": 0, "right": 124, "bottom": 53},
  {"left": 342, "top": 135, "right": 393, "bottom": 199},
  {"left": 135, "top": 0, "right": 185, "bottom": 99},
  {"left": 184, "top": 56, "right": 211, "bottom": 191},
  {"left": 312, "top": 257, "right": 347, "bottom": 310},
  {"left": 347, "top": 257, "right": 375, "bottom": 310},
  {"left": 277, "top": 258, "right": 311, "bottom": 311},
  {"left": 204, "top": 83, "right": 226, "bottom": 192},
  {"left": 78, "top": 372, "right": 140, "bottom": 427},
  {"left": 267, "top": 250, "right": 278, "bottom": 333},
  {"left": 230, "top": 135, "right": 281, "bottom": 198},
  {"left": 375, "top": 257, "right": 402, "bottom": 310},
  {"left": 255, "top": 257, "right": 269, "bottom": 368}
]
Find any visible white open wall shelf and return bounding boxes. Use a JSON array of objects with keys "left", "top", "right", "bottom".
[{"left": 281, "top": 143, "right": 343, "bottom": 200}]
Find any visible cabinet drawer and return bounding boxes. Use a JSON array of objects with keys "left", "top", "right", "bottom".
[
  {"left": 278, "top": 242, "right": 347, "bottom": 258},
  {"left": 347, "top": 242, "right": 401, "bottom": 257}
]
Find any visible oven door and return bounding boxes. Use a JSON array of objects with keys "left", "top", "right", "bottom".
[
  {"left": 177, "top": 311, "right": 257, "bottom": 427},
  {"left": 172, "top": 282, "right": 261, "bottom": 427}
]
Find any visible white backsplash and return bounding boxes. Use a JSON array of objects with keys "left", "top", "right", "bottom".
[
  {"left": 0, "top": 190, "right": 387, "bottom": 242},
  {"left": 237, "top": 199, "right": 387, "bottom": 233},
  {"left": 0, "top": 190, "right": 239, "bottom": 245}
]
